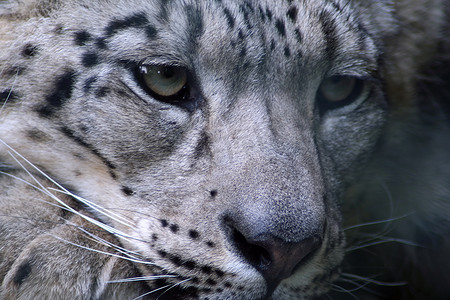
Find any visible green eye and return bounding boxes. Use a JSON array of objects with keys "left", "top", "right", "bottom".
[
  {"left": 139, "top": 64, "right": 188, "bottom": 99},
  {"left": 317, "top": 76, "right": 366, "bottom": 111}
]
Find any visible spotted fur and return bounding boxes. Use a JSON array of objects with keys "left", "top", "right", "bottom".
[{"left": 0, "top": 0, "right": 449, "bottom": 299}]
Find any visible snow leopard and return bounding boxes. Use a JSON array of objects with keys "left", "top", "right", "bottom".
[{"left": 0, "top": 0, "right": 449, "bottom": 299}]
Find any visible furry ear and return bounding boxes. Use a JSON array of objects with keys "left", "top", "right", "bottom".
[
  {"left": 0, "top": 0, "right": 61, "bottom": 19},
  {"left": 383, "top": 0, "right": 448, "bottom": 110}
]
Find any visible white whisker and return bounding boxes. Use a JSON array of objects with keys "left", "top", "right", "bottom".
[
  {"left": 344, "top": 213, "right": 413, "bottom": 231},
  {"left": 0, "top": 170, "right": 68, "bottom": 211},
  {"left": 50, "top": 235, "right": 155, "bottom": 265},
  {"left": 336, "top": 277, "right": 370, "bottom": 292},
  {"left": 0, "top": 70, "right": 18, "bottom": 115},
  {"left": 341, "top": 273, "right": 407, "bottom": 287},
  {"left": 75, "top": 226, "right": 145, "bottom": 261},
  {"left": 107, "top": 275, "right": 177, "bottom": 284},
  {"left": 132, "top": 284, "right": 174, "bottom": 300},
  {"left": 48, "top": 187, "right": 135, "bottom": 228},
  {"left": 346, "top": 236, "right": 420, "bottom": 252},
  {"left": 330, "top": 284, "right": 360, "bottom": 299},
  {"left": 156, "top": 278, "right": 192, "bottom": 300},
  {"left": 0, "top": 142, "right": 139, "bottom": 243}
]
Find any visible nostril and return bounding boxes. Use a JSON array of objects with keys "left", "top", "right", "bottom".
[
  {"left": 224, "top": 216, "right": 323, "bottom": 294},
  {"left": 231, "top": 226, "right": 272, "bottom": 270}
]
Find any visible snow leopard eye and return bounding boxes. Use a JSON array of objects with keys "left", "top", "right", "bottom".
[
  {"left": 138, "top": 64, "right": 189, "bottom": 102},
  {"left": 317, "top": 76, "right": 367, "bottom": 111}
]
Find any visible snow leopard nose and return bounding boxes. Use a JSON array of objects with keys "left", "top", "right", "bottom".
[{"left": 224, "top": 216, "right": 323, "bottom": 294}]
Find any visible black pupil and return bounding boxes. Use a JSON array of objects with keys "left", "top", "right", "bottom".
[{"left": 162, "top": 67, "right": 175, "bottom": 78}]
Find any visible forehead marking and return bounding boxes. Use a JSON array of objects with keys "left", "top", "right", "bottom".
[{"left": 287, "top": 6, "right": 298, "bottom": 22}]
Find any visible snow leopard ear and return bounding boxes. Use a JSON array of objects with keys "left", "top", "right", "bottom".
[
  {"left": 383, "top": 0, "right": 448, "bottom": 109},
  {"left": 0, "top": 0, "right": 61, "bottom": 19}
]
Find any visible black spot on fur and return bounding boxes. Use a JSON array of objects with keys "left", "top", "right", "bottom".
[
  {"left": 189, "top": 230, "right": 200, "bottom": 239},
  {"left": 189, "top": 277, "right": 198, "bottom": 285},
  {"left": 287, "top": 6, "right": 298, "bottom": 22},
  {"left": 201, "top": 265, "right": 212, "bottom": 274},
  {"left": 13, "top": 261, "right": 32, "bottom": 286},
  {"left": 95, "top": 86, "right": 110, "bottom": 98},
  {"left": 183, "top": 260, "right": 197, "bottom": 270},
  {"left": 105, "top": 12, "right": 149, "bottom": 36},
  {"left": 206, "top": 279, "right": 217, "bottom": 286},
  {"left": 83, "top": 76, "right": 98, "bottom": 93},
  {"left": 210, "top": 190, "right": 218, "bottom": 197},
  {"left": 81, "top": 52, "right": 99, "bottom": 68},
  {"left": 294, "top": 28, "right": 303, "bottom": 43},
  {"left": 152, "top": 234, "right": 158, "bottom": 241},
  {"left": 26, "top": 129, "right": 50, "bottom": 142},
  {"left": 95, "top": 37, "right": 108, "bottom": 49},
  {"left": 74, "top": 30, "right": 92, "bottom": 46},
  {"left": 206, "top": 241, "right": 215, "bottom": 248},
  {"left": 169, "top": 254, "right": 182, "bottom": 266},
  {"left": 223, "top": 7, "right": 235, "bottom": 28},
  {"left": 145, "top": 25, "right": 158, "bottom": 39},
  {"left": 284, "top": 45, "right": 291, "bottom": 57},
  {"left": 224, "top": 282, "right": 232, "bottom": 288},
  {"left": 0, "top": 89, "right": 18, "bottom": 105},
  {"left": 22, "top": 43, "right": 39, "bottom": 57},
  {"left": 215, "top": 269, "right": 225, "bottom": 277},
  {"left": 265, "top": 8, "right": 273, "bottom": 21},
  {"left": 275, "top": 18, "right": 286, "bottom": 37},
  {"left": 37, "top": 70, "right": 77, "bottom": 117},
  {"left": 160, "top": 219, "right": 169, "bottom": 227},
  {"left": 238, "top": 30, "right": 244, "bottom": 40},
  {"left": 270, "top": 39, "right": 276, "bottom": 51},
  {"left": 157, "top": 250, "right": 167, "bottom": 258},
  {"left": 259, "top": 6, "right": 265, "bottom": 22},
  {"left": 121, "top": 186, "right": 134, "bottom": 196},
  {"left": 169, "top": 224, "right": 179, "bottom": 233},
  {"left": 319, "top": 10, "right": 338, "bottom": 60},
  {"left": 239, "top": 47, "right": 247, "bottom": 58}
]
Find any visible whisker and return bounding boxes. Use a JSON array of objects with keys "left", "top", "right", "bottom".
[
  {"left": 336, "top": 277, "right": 371, "bottom": 292},
  {"left": 0, "top": 170, "right": 68, "bottom": 211},
  {"left": 346, "top": 236, "right": 420, "bottom": 252},
  {"left": 341, "top": 273, "right": 407, "bottom": 287},
  {"left": 132, "top": 284, "right": 175, "bottom": 300},
  {"left": 156, "top": 278, "right": 192, "bottom": 300},
  {"left": 75, "top": 226, "right": 145, "bottom": 261},
  {"left": 330, "top": 284, "right": 360, "bottom": 299},
  {"left": 1, "top": 140, "right": 134, "bottom": 227},
  {"left": 48, "top": 187, "right": 135, "bottom": 228},
  {"left": 107, "top": 275, "right": 177, "bottom": 284},
  {"left": 0, "top": 69, "right": 18, "bottom": 115},
  {"left": 50, "top": 235, "right": 156, "bottom": 266},
  {"left": 344, "top": 213, "right": 413, "bottom": 231},
  {"left": 1, "top": 143, "right": 140, "bottom": 243}
]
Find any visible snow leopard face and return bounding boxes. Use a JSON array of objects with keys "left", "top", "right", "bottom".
[{"left": 0, "top": 0, "right": 411, "bottom": 299}]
